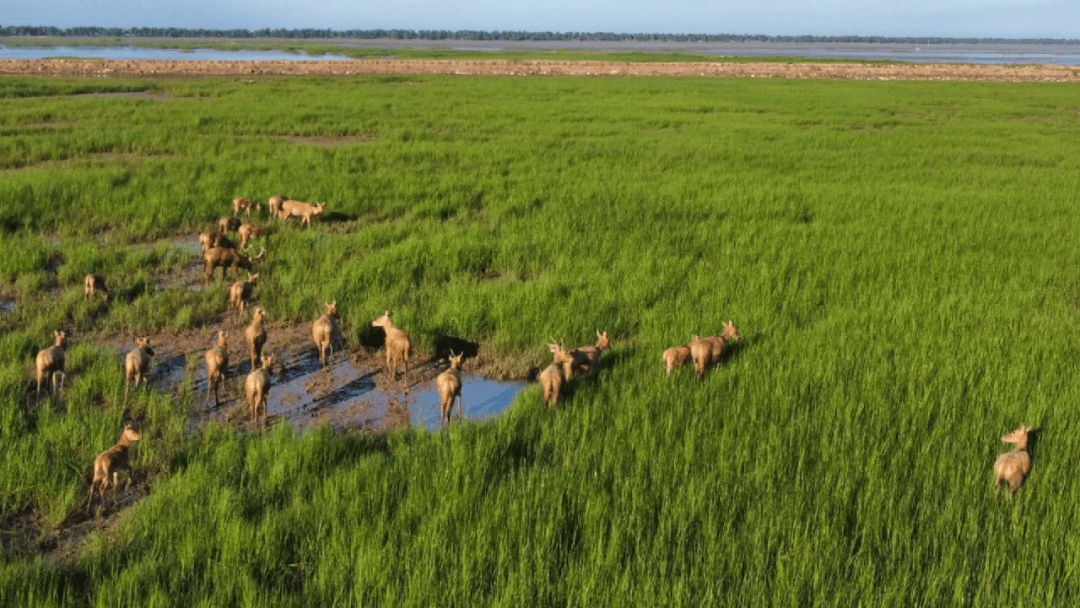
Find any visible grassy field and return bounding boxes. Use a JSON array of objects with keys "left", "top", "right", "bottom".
[{"left": 1, "top": 71, "right": 1080, "bottom": 605}]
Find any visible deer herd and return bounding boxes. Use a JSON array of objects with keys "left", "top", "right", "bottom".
[{"left": 31, "top": 194, "right": 1033, "bottom": 514}]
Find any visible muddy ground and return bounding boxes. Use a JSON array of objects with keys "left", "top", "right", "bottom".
[{"left": 2, "top": 58, "right": 1080, "bottom": 81}]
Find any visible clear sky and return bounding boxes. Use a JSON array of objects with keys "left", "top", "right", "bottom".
[{"left": 5, "top": 0, "right": 1078, "bottom": 39}]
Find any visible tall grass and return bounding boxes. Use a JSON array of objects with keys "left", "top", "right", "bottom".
[{"left": 2, "top": 73, "right": 1080, "bottom": 605}]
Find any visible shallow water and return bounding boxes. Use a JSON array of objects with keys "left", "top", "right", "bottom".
[
  {"left": 0, "top": 45, "right": 353, "bottom": 62},
  {"left": 170, "top": 344, "right": 526, "bottom": 433}
]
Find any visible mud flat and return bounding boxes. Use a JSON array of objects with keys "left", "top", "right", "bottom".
[{"left": 2, "top": 58, "right": 1079, "bottom": 81}]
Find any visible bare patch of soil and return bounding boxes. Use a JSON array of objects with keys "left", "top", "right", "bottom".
[{"left": 1, "top": 58, "right": 1078, "bottom": 82}]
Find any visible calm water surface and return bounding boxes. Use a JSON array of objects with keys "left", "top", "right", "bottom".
[
  {"left": 3, "top": 41, "right": 1079, "bottom": 66},
  {"left": 0, "top": 45, "right": 353, "bottom": 61}
]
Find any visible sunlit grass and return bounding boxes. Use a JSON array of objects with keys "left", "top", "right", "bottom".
[{"left": 1, "top": 73, "right": 1079, "bottom": 604}]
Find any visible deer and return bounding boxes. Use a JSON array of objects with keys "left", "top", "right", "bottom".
[
  {"left": 994, "top": 425, "right": 1033, "bottom": 495},
  {"left": 436, "top": 351, "right": 465, "bottom": 426},
  {"left": 35, "top": 330, "right": 67, "bottom": 399},
  {"left": 124, "top": 337, "right": 154, "bottom": 399},
  {"left": 237, "top": 223, "right": 264, "bottom": 250},
  {"left": 312, "top": 301, "right": 340, "bottom": 368},
  {"left": 229, "top": 273, "right": 259, "bottom": 318},
  {"left": 198, "top": 230, "right": 234, "bottom": 254},
  {"left": 690, "top": 321, "right": 742, "bottom": 380},
  {"left": 268, "top": 195, "right": 286, "bottom": 219},
  {"left": 245, "top": 308, "right": 268, "bottom": 371},
  {"left": 662, "top": 345, "right": 692, "bottom": 376},
  {"left": 88, "top": 424, "right": 142, "bottom": 511},
  {"left": 372, "top": 311, "right": 411, "bottom": 387},
  {"left": 569, "top": 330, "right": 610, "bottom": 377},
  {"left": 245, "top": 353, "right": 275, "bottom": 429},
  {"left": 84, "top": 274, "right": 109, "bottom": 302},
  {"left": 232, "top": 197, "right": 261, "bottom": 216},
  {"left": 205, "top": 330, "right": 229, "bottom": 407},
  {"left": 203, "top": 247, "right": 265, "bottom": 283},
  {"left": 541, "top": 344, "right": 575, "bottom": 408},
  {"left": 279, "top": 200, "right": 325, "bottom": 228},
  {"left": 219, "top": 216, "right": 242, "bottom": 234}
]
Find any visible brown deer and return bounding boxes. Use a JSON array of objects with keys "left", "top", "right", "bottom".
[
  {"left": 232, "top": 197, "right": 261, "bottom": 215},
  {"left": 219, "top": 216, "right": 242, "bottom": 234},
  {"left": 237, "top": 223, "right": 264, "bottom": 250},
  {"left": 245, "top": 308, "right": 268, "bottom": 370},
  {"left": 205, "top": 330, "right": 229, "bottom": 407},
  {"left": 245, "top": 353, "right": 275, "bottom": 429},
  {"left": 203, "top": 247, "right": 265, "bottom": 283},
  {"left": 35, "top": 330, "right": 67, "bottom": 398},
  {"left": 89, "top": 424, "right": 142, "bottom": 508},
  {"left": 312, "top": 301, "right": 340, "bottom": 368},
  {"left": 124, "top": 337, "right": 154, "bottom": 398},
  {"left": 229, "top": 273, "right": 259, "bottom": 318},
  {"left": 690, "top": 321, "right": 742, "bottom": 380},
  {"left": 84, "top": 274, "right": 109, "bottom": 302},
  {"left": 662, "top": 345, "right": 692, "bottom": 376},
  {"left": 198, "top": 230, "right": 233, "bottom": 254},
  {"left": 569, "top": 330, "right": 610, "bottom": 377},
  {"left": 268, "top": 195, "right": 286, "bottom": 219},
  {"left": 372, "top": 311, "right": 411, "bottom": 386},
  {"left": 436, "top": 351, "right": 465, "bottom": 426},
  {"left": 541, "top": 344, "right": 575, "bottom": 408},
  {"left": 279, "top": 200, "right": 325, "bottom": 228},
  {"left": 994, "top": 425, "right": 1033, "bottom": 495}
]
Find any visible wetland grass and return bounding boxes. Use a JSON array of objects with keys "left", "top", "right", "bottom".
[{"left": 1, "top": 73, "right": 1080, "bottom": 604}]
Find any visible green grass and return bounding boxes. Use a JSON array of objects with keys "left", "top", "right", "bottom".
[{"left": 2, "top": 73, "right": 1080, "bottom": 605}]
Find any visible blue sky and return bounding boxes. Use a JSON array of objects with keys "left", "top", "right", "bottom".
[{"left": 5, "top": 0, "right": 1078, "bottom": 39}]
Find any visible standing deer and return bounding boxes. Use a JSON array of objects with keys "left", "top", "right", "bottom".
[
  {"left": 372, "top": 311, "right": 411, "bottom": 387},
  {"left": 569, "top": 330, "right": 611, "bottom": 377},
  {"left": 436, "top": 351, "right": 465, "bottom": 426},
  {"left": 205, "top": 330, "right": 229, "bottom": 407},
  {"left": 88, "top": 424, "right": 142, "bottom": 511},
  {"left": 124, "top": 337, "right": 154, "bottom": 399},
  {"left": 245, "top": 308, "right": 268, "bottom": 370},
  {"left": 541, "top": 344, "right": 575, "bottom": 408},
  {"left": 268, "top": 195, "right": 286, "bottom": 219},
  {"left": 245, "top": 353, "right": 275, "bottom": 429},
  {"left": 35, "top": 330, "right": 67, "bottom": 398},
  {"left": 229, "top": 273, "right": 259, "bottom": 318},
  {"left": 994, "top": 425, "right": 1033, "bottom": 495},
  {"left": 84, "top": 274, "right": 109, "bottom": 302},
  {"left": 279, "top": 200, "right": 325, "bottom": 228},
  {"left": 690, "top": 321, "right": 742, "bottom": 380},
  {"left": 312, "top": 301, "right": 340, "bottom": 368}
]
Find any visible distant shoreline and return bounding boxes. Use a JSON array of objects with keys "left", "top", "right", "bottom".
[{"left": 4, "top": 37, "right": 1080, "bottom": 66}]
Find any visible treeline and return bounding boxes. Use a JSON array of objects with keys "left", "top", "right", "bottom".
[{"left": 2, "top": 25, "right": 1078, "bottom": 45}]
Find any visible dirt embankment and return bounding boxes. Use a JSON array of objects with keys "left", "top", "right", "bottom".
[{"left": 2, "top": 59, "right": 1079, "bottom": 81}]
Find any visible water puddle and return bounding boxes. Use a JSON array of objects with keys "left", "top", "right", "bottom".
[
  {"left": 0, "top": 298, "right": 15, "bottom": 313},
  {"left": 169, "top": 344, "right": 526, "bottom": 433}
]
